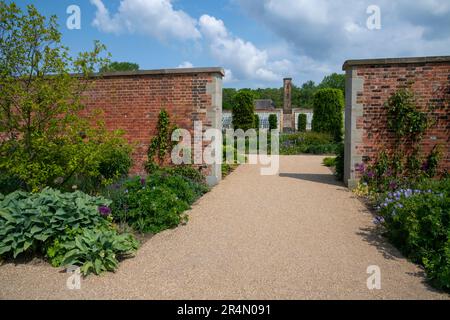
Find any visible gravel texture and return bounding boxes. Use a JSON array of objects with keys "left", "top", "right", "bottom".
[{"left": 0, "top": 155, "right": 448, "bottom": 300}]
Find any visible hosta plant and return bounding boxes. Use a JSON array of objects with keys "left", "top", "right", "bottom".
[
  {"left": 61, "top": 228, "right": 138, "bottom": 276},
  {"left": 0, "top": 188, "right": 110, "bottom": 259}
]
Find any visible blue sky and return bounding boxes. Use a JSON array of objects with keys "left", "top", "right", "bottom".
[{"left": 14, "top": 0, "right": 450, "bottom": 88}]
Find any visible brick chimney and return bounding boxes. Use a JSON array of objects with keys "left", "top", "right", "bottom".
[{"left": 283, "top": 78, "right": 292, "bottom": 114}]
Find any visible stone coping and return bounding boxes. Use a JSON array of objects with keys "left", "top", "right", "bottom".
[
  {"left": 343, "top": 56, "right": 450, "bottom": 70},
  {"left": 91, "top": 67, "right": 225, "bottom": 78}
]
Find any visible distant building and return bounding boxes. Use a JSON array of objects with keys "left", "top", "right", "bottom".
[
  {"left": 254, "top": 99, "right": 275, "bottom": 110},
  {"left": 222, "top": 78, "right": 315, "bottom": 132}
]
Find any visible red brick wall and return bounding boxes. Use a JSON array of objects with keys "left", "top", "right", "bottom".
[
  {"left": 356, "top": 62, "right": 449, "bottom": 175},
  {"left": 81, "top": 71, "right": 220, "bottom": 175}
]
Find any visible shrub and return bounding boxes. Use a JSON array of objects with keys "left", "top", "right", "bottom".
[
  {"left": 297, "top": 114, "right": 307, "bottom": 132},
  {"left": 334, "top": 143, "right": 345, "bottom": 181},
  {"left": 268, "top": 114, "right": 278, "bottom": 131},
  {"left": 106, "top": 169, "right": 209, "bottom": 234},
  {"left": 60, "top": 228, "right": 138, "bottom": 276},
  {"left": 167, "top": 165, "right": 206, "bottom": 185},
  {"left": 280, "top": 132, "right": 338, "bottom": 155},
  {"left": 323, "top": 157, "right": 336, "bottom": 167},
  {"left": 0, "top": 188, "right": 111, "bottom": 259},
  {"left": 312, "top": 88, "right": 344, "bottom": 142},
  {"left": 375, "top": 178, "right": 450, "bottom": 290},
  {"left": 0, "top": 3, "right": 113, "bottom": 192},
  {"left": 0, "top": 172, "right": 25, "bottom": 195},
  {"left": 254, "top": 114, "right": 260, "bottom": 129},
  {"left": 232, "top": 91, "right": 255, "bottom": 131},
  {"left": 98, "top": 144, "right": 133, "bottom": 180}
]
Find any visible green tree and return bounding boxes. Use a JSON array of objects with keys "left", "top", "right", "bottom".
[
  {"left": 100, "top": 61, "right": 139, "bottom": 73},
  {"left": 232, "top": 90, "right": 255, "bottom": 131},
  {"left": 311, "top": 89, "right": 344, "bottom": 142},
  {"left": 222, "top": 88, "right": 237, "bottom": 110},
  {"left": 319, "top": 73, "right": 345, "bottom": 96},
  {"left": 0, "top": 2, "right": 130, "bottom": 192},
  {"left": 299, "top": 80, "right": 317, "bottom": 109}
]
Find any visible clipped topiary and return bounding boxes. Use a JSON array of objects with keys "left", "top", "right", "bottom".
[
  {"left": 254, "top": 114, "right": 260, "bottom": 129},
  {"left": 312, "top": 88, "right": 344, "bottom": 142},
  {"left": 297, "top": 114, "right": 307, "bottom": 132},
  {"left": 232, "top": 91, "right": 255, "bottom": 131},
  {"left": 268, "top": 114, "right": 278, "bottom": 131}
]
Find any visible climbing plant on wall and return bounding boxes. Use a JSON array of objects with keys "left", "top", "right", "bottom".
[
  {"left": 145, "top": 110, "right": 177, "bottom": 172},
  {"left": 359, "top": 88, "right": 441, "bottom": 192}
]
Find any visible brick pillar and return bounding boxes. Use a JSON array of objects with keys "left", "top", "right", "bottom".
[
  {"left": 283, "top": 78, "right": 292, "bottom": 114},
  {"left": 283, "top": 78, "right": 293, "bottom": 132}
]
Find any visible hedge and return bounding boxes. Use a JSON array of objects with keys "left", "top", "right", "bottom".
[{"left": 312, "top": 88, "right": 344, "bottom": 142}]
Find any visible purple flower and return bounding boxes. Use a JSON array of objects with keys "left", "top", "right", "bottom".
[
  {"left": 389, "top": 181, "right": 398, "bottom": 190},
  {"left": 98, "top": 205, "right": 111, "bottom": 217},
  {"left": 421, "top": 161, "right": 429, "bottom": 172},
  {"left": 374, "top": 216, "right": 385, "bottom": 225},
  {"left": 356, "top": 163, "right": 366, "bottom": 173},
  {"left": 367, "top": 171, "right": 375, "bottom": 179},
  {"left": 140, "top": 178, "right": 146, "bottom": 186}
]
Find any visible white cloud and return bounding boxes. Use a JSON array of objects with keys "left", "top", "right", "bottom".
[
  {"left": 177, "top": 61, "right": 194, "bottom": 68},
  {"left": 90, "top": 0, "right": 201, "bottom": 41},
  {"left": 236, "top": 0, "right": 450, "bottom": 67},
  {"left": 223, "top": 69, "right": 236, "bottom": 83},
  {"left": 199, "top": 14, "right": 281, "bottom": 82}
]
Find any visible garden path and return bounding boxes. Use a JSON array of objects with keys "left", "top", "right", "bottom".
[{"left": 0, "top": 155, "right": 448, "bottom": 299}]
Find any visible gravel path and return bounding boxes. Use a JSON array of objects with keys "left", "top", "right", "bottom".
[{"left": 0, "top": 155, "right": 448, "bottom": 299}]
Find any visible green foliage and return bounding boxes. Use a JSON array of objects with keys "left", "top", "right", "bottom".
[
  {"left": 318, "top": 73, "right": 345, "bottom": 96},
  {"left": 98, "top": 143, "right": 133, "bottom": 180},
  {"left": 299, "top": 81, "right": 317, "bottom": 109},
  {"left": 100, "top": 61, "right": 139, "bottom": 73},
  {"left": 106, "top": 169, "right": 209, "bottom": 234},
  {"left": 167, "top": 165, "right": 206, "bottom": 185},
  {"left": 280, "top": 132, "right": 338, "bottom": 155},
  {"left": 312, "top": 89, "right": 344, "bottom": 142},
  {"left": 222, "top": 88, "right": 237, "bottom": 110},
  {"left": 359, "top": 89, "right": 440, "bottom": 193},
  {"left": 323, "top": 157, "right": 336, "bottom": 167},
  {"left": 60, "top": 228, "right": 138, "bottom": 276},
  {"left": 0, "top": 3, "right": 135, "bottom": 193},
  {"left": 146, "top": 109, "right": 177, "bottom": 170},
  {"left": 385, "top": 89, "right": 429, "bottom": 142},
  {"left": 376, "top": 178, "right": 450, "bottom": 290},
  {"left": 334, "top": 143, "right": 345, "bottom": 181},
  {"left": 297, "top": 114, "right": 307, "bottom": 132},
  {"left": 0, "top": 172, "right": 24, "bottom": 195},
  {"left": 268, "top": 114, "right": 278, "bottom": 131},
  {"left": 232, "top": 91, "right": 256, "bottom": 131},
  {"left": 254, "top": 114, "right": 260, "bottom": 129},
  {"left": 425, "top": 145, "right": 443, "bottom": 178},
  {"left": 0, "top": 188, "right": 110, "bottom": 259}
]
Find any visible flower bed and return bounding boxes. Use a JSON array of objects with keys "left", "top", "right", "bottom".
[{"left": 357, "top": 177, "right": 450, "bottom": 291}]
